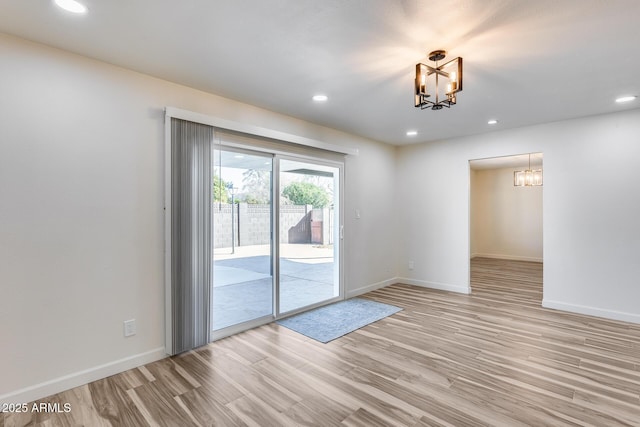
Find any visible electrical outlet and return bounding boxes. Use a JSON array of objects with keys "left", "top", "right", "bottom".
[
  {"left": 408, "top": 260, "right": 415, "bottom": 270},
  {"left": 124, "top": 319, "right": 136, "bottom": 337}
]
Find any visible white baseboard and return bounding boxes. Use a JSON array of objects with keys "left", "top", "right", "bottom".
[
  {"left": 0, "top": 347, "right": 166, "bottom": 406},
  {"left": 396, "top": 277, "right": 470, "bottom": 294},
  {"left": 471, "top": 253, "right": 543, "bottom": 263},
  {"left": 347, "top": 277, "right": 397, "bottom": 298},
  {"left": 542, "top": 300, "right": 640, "bottom": 325}
]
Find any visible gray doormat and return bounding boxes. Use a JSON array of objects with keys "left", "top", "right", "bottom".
[{"left": 276, "top": 297, "right": 402, "bottom": 343}]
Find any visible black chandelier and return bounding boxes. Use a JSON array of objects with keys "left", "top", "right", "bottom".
[{"left": 414, "top": 50, "right": 463, "bottom": 110}]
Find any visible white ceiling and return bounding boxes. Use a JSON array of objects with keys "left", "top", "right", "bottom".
[{"left": 1, "top": 0, "right": 639, "bottom": 145}]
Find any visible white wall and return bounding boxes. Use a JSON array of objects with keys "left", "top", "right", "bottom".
[
  {"left": 397, "top": 107, "right": 640, "bottom": 323},
  {"left": 470, "top": 167, "right": 543, "bottom": 262},
  {"left": 0, "top": 33, "right": 397, "bottom": 402}
]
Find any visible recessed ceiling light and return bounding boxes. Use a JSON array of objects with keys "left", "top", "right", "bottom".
[
  {"left": 406, "top": 130, "right": 418, "bottom": 136},
  {"left": 54, "top": 0, "right": 87, "bottom": 14},
  {"left": 312, "top": 95, "right": 328, "bottom": 102},
  {"left": 487, "top": 119, "right": 498, "bottom": 125},
  {"left": 234, "top": 155, "right": 244, "bottom": 159},
  {"left": 615, "top": 95, "right": 637, "bottom": 103}
]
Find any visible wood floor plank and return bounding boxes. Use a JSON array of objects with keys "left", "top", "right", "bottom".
[
  {"left": 573, "top": 390, "right": 640, "bottom": 426},
  {"left": 142, "top": 358, "right": 200, "bottom": 397},
  {"left": 225, "top": 394, "right": 296, "bottom": 427},
  {"left": 5, "top": 257, "right": 640, "bottom": 426},
  {"left": 87, "top": 376, "right": 149, "bottom": 426},
  {"left": 340, "top": 407, "right": 389, "bottom": 427},
  {"left": 126, "top": 381, "right": 193, "bottom": 427},
  {"left": 171, "top": 352, "right": 245, "bottom": 405},
  {"left": 192, "top": 347, "right": 301, "bottom": 414},
  {"left": 282, "top": 396, "right": 351, "bottom": 427},
  {"left": 174, "top": 387, "right": 247, "bottom": 427}
]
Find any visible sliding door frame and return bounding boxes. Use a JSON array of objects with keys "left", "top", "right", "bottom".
[
  {"left": 274, "top": 153, "right": 344, "bottom": 319},
  {"left": 210, "top": 145, "right": 275, "bottom": 341},
  {"left": 165, "top": 107, "right": 350, "bottom": 349},
  {"left": 209, "top": 143, "right": 345, "bottom": 340}
]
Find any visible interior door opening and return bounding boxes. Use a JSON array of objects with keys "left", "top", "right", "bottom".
[{"left": 469, "top": 153, "right": 544, "bottom": 302}]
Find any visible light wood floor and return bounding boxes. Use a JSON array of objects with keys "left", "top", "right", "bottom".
[{"left": 4, "top": 258, "right": 640, "bottom": 426}]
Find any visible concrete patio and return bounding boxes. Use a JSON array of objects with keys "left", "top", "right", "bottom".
[{"left": 212, "top": 244, "right": 337, "bottom": 330}]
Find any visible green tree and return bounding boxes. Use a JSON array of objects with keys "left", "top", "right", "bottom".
[
  {"left": 282, "top": 181, "right": 330, "bottom": 208},
  {"left": 213, "top": 175, "right": 229, "bottom": 203}
]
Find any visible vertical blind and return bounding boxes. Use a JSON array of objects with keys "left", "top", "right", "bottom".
[{"left": 169, "top": 118, "right": 212, "bottom": 354}]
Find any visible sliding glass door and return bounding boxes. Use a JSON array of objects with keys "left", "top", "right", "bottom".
[
  {"left": 212, "top": 149, "right": 273, "bottom": 331},
  {"left": 278, "top": 159, "right": 341, "bottom": 314},
  {"left": 211, "top": 147, "right": 342, "bottom": 336}
]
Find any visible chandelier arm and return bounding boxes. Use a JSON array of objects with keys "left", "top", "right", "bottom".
[
  {"left": 441, "top": 57, "right": 459, "bottom": 68},
  {"left": 432, "top": 69, "right": 451, "bottom": 78},
  {"left": 420, "top": 64, "right": 438, "bottom": 76}
]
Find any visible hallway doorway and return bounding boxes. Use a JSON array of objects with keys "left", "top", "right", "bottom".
[{"left": 469, "top": 153, "right": 543, "bottom": 298}]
